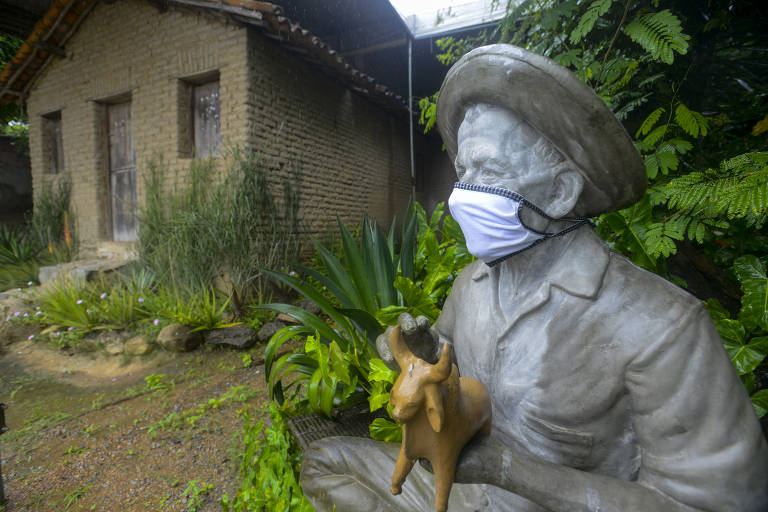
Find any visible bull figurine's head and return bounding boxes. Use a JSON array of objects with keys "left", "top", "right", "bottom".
[{"left": 389, "top": 326, "right": 453, "bottom": 433}]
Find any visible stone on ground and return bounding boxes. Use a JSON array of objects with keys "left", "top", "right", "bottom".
[
  {"left": 257, "top": 320, "right": 286, "bottom": 342},
  {"left": 204, "top": 325, "right": 258, "bottom": 349},
  {"left": 124, "top": 335, "right": 153, "bottom": 355},
  {"left": 156, "top": 324, "right": 203, "bottom": 352}
]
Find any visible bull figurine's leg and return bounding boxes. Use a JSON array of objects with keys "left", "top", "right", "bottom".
[
  {"left": 390, "top": 442, "right": 415, "bottom": 495},
  {"left": 432, "top": 453, "right": 458, "bottom": 512}
]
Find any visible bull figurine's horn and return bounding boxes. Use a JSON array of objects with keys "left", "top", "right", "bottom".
[{"left": 426, "top": 343, "right": 452, "bottom": 383}]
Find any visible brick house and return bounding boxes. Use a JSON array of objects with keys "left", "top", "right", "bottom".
[{"left": 0, "top": 0, "right": 452, "bottom": 254}]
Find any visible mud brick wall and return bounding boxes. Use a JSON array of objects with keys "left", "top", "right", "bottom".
[{"left": 25, "top": 0, "right": 419, "bottom": 254}]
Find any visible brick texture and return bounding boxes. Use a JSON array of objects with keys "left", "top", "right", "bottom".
[{"left": 26, "top": 0, "right": 439, "bottom": 254}]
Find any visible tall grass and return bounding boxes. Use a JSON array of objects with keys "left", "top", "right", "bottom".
[
  {"left": 0, "top": 178, "right": 74, "bottom": 290},
  {"left": 138, "top": 148, "right": 302, "bottom": 308},
  {"left": 30, "top": 177, "right": 76, "bottom": 261}
]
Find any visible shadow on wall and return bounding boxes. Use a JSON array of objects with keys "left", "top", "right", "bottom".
[{"left": 0, "top": 135, "right": 32, "bottom": 226}]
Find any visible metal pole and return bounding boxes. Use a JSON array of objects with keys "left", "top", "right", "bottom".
[{"left": 408, "top": 37, "right": 416, "bottom": 201}]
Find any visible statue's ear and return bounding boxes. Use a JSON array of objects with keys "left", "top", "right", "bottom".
[
  {"left": 424, "top": 385, "right": 444, "bottom": 433},
  {"left": 548, "top": 167, "right": 584, "bottom": 218}
]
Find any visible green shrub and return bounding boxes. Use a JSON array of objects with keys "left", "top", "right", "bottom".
[
  {"left": 138, "top": 148, "right": 302, "bottom": 308},
  {"left": 259, "top": 201, "right": 472, "bottom": 432},
  {"left": 220, "top": 405, "right": 312, "bottom": 512}
]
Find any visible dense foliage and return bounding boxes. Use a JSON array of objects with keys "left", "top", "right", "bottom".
[
  {"left": 0, "top": 178, "right": 75, "bottom": 290},
  {"left": 420, "top": 0, "right": 768, "bottom": 416},
  {"left": 260, "top": 202, "right": 472, "bottom": 426},
  {"left": 138, "top": 149, "right": 302, "bottom": 308}
]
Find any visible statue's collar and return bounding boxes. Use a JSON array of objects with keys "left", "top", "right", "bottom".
[{"left": 471, "top": 227, "right": 610, "bottom": 300}]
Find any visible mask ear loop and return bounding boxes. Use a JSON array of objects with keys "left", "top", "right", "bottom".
[{"left": 517, "top": 199, "right": 590, "bottom": 238}]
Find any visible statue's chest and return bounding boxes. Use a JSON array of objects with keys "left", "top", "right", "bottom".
[{"left": 452, "top": 284, "right": 630, "bottom": 470}]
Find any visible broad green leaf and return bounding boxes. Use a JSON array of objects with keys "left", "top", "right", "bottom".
[
  {"left": 733, "top": 255, "right": 768, "bottom": 330},
  {"left": 369, "top": 418, "right": 402, "bottom": 443},
  {"left": 599, "top": 196, "right": 657, "bottom": 272},
  {"left": 394, "top": 276, "right": 441, "bottom": 323},
  {"left": 312, "top": 239, "right": 364, "bottom": 310},
  {"left": 328, "top": 341, "right": 352, "bottom": 386},
  {"left": 263, "top": 325, "right": 312, "bottom": 382},
  {"left": 289, "top": 263, "right": 352, "bottom": 309},
  {"left": 369, "top": 358, "right": 399, "bottom": 384},
  {"left": 376, "top": 305, "right": 409, "bottom": 326},
  {"left": 258, "top": 303, "right": 349, "bottom": 351},
  {"left": 704, "top": 298, "right": 730, "bottom": 321},
  {"left": 338, "top": 308, "right": 384, "bottom": 346},
  {"left": 715, "top": 318, "right": 767, "bottom": 375},
  {"left": 368, "top": 381, "right": 392, "bottom": 411},
  {"left": 751, "top": 389, "right": 768, "bottom": 418}
]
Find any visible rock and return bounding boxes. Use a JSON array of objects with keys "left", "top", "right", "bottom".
[
  {"left": 78, "top": 335, "right": 102, "bottom": 352},
  {"left": 124, "top": 335, "right": 153, "bottom": 355},
  {"left": 257, "top": 321, "right": 286, "bottom": 342},
  {"left": 276, "top": 313, "right": 300, "bottom": 325},
  {"left": 300, "top": 299, "right": 321, "bottom": 316},
  {"left": 204, "top": 325, "right": 258, "bottom": 349},
  {"left": 104, "top": 340, "right": 124, "bottom": 356},
  {"left": 97, "top": 330, "right": 125, "bottom": 345},
  {"left": 156, "top": 323, "right": 203, "bottom": 352}
]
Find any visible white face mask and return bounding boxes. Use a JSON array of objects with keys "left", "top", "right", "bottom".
[{"left": 448, "top": 182, "right": 588, "bottom": 266}]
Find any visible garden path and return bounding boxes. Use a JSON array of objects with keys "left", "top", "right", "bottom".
[{"left": 0, "top": 339, "right": 273, "bottom": 511}]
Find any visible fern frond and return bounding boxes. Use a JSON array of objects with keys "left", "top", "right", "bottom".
[
  {"left": 553, "top": 49, "right": 583, "bottom": 68},
  {"left": 675, "top": 103, "right": 709, "bottom": 138},
  {"left": 644, "top": 147, "right": 679, "bottom": 179},
  {"left": 636, "top": 107, "right": 666, "bottom": 137},
  {"left": 662, "top": 152, "right": 768, "bottom": 222},
  {"left": 624, "top": 9, "right": 690, "bottom": 64},
  {"left": 570, "top": 0, "right": 614, "bottom": 44}
]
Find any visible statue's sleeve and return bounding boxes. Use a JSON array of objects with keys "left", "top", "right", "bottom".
[
  {"left": 433, "top": 273, "right": 460, "bottom": 345},
  {"left": 626, "top": 303, "right": 768, "bottom": 511}
]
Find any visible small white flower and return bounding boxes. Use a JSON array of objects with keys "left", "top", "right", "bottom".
[
  {"left": 23, "top": 313, "right": 28, "bottom": 317},
  {"left": 68, "top": 326, "right": 73, "bottom": 331},
  {"left": 76, "top": 299, "right": 84, "bottom": 305},
  {"left": 28, "top": 334, "right": 34, "bottom": 340},
  {"left": 27, "top": 281, "right": 34, "bottom": 286},
  {"left": 35, "top": 311, "right": 42, "bottom": 316},
  {"left": 153, "top": 319, "right": 159, "bottom": 326},
  {"left": 138, "top": 298, "right": 145, "bottom": 303},
  {"left": 55, "top": 331, "right": 61, "bottom": 336},
  {"left": 13, "top": 312, "right": 20, "bottom": 317},
  {"left": 100, "top": 292, "right": 107, "bottom": 299}
]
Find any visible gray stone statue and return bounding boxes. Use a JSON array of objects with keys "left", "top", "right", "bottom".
[{"left": 301, "top": 44, "right": 768, "bottom": 511}]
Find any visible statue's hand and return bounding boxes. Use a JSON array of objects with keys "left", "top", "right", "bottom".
[{"left": 375, "top": 313, "right": 439, "bottom": 370}]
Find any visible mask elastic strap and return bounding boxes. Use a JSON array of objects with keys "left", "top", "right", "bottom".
[
  {"left": 518, "top": 199, "right": 590, "bottom": 238},
  {"left": 485, "top": 203, "right": 590, "bottom": 267}
]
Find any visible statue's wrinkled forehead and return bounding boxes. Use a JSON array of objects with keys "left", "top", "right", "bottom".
[
  {"left": 458, "top": 104, "right": 543, "bottom": 153},
  {"left": 457, "top": 104, "right": 564, "bottom": 168}
]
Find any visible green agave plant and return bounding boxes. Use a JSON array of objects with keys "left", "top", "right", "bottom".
[{"left": 258, "top": 202, "right": 474, "bottom": 427}]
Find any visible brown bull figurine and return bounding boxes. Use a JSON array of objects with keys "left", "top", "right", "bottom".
[{"left": 388, "top": 326, "right": 492, "bottom": 512}]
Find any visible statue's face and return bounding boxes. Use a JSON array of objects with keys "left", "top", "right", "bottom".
[{"left": 455, "top": 104, "right": 562, "bottom": 208}]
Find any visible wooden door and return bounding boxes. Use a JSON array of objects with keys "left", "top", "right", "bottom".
[{"left": 107, "top": 101, "right": 137, "bottom": 241}]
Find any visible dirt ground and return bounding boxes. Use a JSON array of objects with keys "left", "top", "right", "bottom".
[{"left": 0, "top": 336, "right": 277, "bottom": 511}]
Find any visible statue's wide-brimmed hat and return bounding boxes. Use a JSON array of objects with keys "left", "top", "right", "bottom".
[{"left": 436, "top": 44, "right": 646, "bottom": 216}]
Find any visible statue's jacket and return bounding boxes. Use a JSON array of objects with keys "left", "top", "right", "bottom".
[{"left": 435, "top": 227, "right": 768, "bottom": 510}]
